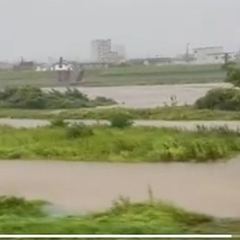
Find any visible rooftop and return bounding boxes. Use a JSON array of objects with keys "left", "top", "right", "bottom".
[{"left": 193, "top": 46, "right": 223, "bottom": 51}]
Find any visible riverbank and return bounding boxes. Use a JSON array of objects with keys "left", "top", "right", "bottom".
[
  {"left": 0, "top": 196, "right": 239, "bottom": 234},
  {"left": 0, "top": 124, "right": 239, "bottom": 162},
  {"left": 0, "top": 64, "right": 225, "bottom": 88},
  {"left": 1, "top": 106, "right": 240, "bottom": 120}
]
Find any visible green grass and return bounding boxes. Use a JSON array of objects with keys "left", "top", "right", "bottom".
[
  {"left": 0, "top": 64, "right": 225, "bottom": 87},
  {"left": 2, "top": 106, "right": 240, "bottom": 120},
  {"left": 0, "top": 125, "right": 240, "bottom": 162},
  {"left": 0, "top": 196, "right": 239, "bottom": 235},
  {"left": 100, "top": 64, "right": 223, "bottom": 75}
]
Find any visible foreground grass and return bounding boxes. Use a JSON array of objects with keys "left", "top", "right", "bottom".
[
  {"left": 0, "top": 125, "right": 240, "bottom": 162},
  {"left": 0, "top": 196, "right": 239, "bottom": 235},
  {"left": 1, "top": 106, "right": 240, "bottom": 120}
]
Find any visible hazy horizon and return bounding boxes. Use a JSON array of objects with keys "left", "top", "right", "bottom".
[{"left": 0, "top": 0, "right": 239, "bottom": 62}]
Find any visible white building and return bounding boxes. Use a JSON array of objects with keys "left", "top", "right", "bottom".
[
  {"left": 91, "top": 39, "right": 125, "bottom": 63},
  {"left": 91, "top": 39, "right": 112, "bottom": 62},
  {"left": 50, "top": 60, "right": 73, "bottom": 71},
  {"left": 192, "top": 46, "right": 237, "bottom": 64}
]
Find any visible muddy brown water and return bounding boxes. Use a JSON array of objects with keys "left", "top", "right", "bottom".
[
  {"left": 43, "top": 83, "right": 230, "bottom": 108},
  {"left": 0, "top": 159, "right": 240, "bottom": 218},
  {"left": 0, "top": 118, "right": 240, "bottom": 218},
  {"left": 1, "top": 83, "right": 240, "bottom": 218}
]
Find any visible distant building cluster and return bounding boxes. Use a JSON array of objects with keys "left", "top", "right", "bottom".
[
  {"left": 36, "top": 59, "right": 73, "bottom": 72},
  {"left": 0, "top": 42, "right": 240, "bottom": 71},
  {"left": 192, "top": 46, "right": 237, "bottom": 64},
  {"left": 91, "top": 39, "right": 126, "bottom": 63},
  {"left": 126, "top": 46, "right": 239, "bottom": 67}
]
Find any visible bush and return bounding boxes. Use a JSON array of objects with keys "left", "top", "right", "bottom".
[
  {"left": 109, "top": 113, "right": 133, "bottom": 128},
  {"left": 223, "top": 62, "right": 240, "bottom": 87},
  {"left": 65, "top": 123, "right": 94, "bottom": 139},
  {"left": 50, "top": 118, "right": 68, "bottom": 128},
  {"left": 0, "top": 196, "right": 45, "bottom": 217},
  {"left": 0, "top": 86, "right": 116, "bottom": 109},
  {"left": 195, "top": 88, "right": 240, "bottom": 111}
]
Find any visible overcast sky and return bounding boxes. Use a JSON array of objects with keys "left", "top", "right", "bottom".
[{"left": 0, "top": 0, "right": 239, "bottom": 62}]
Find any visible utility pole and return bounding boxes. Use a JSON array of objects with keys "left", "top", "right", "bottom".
[{"left": 185, "top": 43, "right": 190, "bottom": 63}]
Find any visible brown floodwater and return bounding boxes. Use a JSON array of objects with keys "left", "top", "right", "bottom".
[
  {"left": 1, "top": 83, "right": 239, "bottom": 218},
  {"left": 43, "top": 83, "right": 230, "bottom": 108},
  {"left": 0, "top": 159, "right": 240, "bottom": 218}
]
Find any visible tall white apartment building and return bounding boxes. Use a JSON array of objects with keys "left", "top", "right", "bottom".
[{"left": 91, "top": 39, "right": 112, "bottom": 62}]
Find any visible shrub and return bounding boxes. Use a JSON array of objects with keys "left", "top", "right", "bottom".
[
  {"left": 195, "top": 88, "right": 240, "bottom": 111},
  {"left": 50, "top": 118, "right": 68, "bottom": 128},
  {"left": 108, "top": 113, "right": 133, "bottom": 128},
  {"left": 223, "top": 62, "right": 240, "bottom": 87},
  {"left": 65, "top": 123, "right": 94, "bottom": 139},
  {"left": 0, "top": 196, "right": 45, "bottom": 217},
  {"left": 0, "top": 86, "right": 116, "bottom": 109}
]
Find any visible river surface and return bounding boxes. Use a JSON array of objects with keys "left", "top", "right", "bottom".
[
  {"left": 0, "top": 118, "right": 240, "bottom": 218},
  {"left": 0, "top": 159, "right": 240, "bottom": 218},
  {"left": 1, "top": 83, "right": 239, "bottom": 218},
  {"left": 43, "top": 83, "right": 230, "bottom": 108}
]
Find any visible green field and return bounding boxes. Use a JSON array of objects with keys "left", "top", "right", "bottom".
[
  {"left": 0, "top": 64, "right": 225, "bottom": 87},
  {"left": 0, "top": 196, "right": 239, "bottom": 235}
]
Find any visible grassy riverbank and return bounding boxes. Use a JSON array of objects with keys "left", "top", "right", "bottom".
[
  {"left": 1, "top": 106, "right": 240, "bottom": 120},
  {"left": 0, "top": 196, "right": 239, "bottom": 235},
  {"left": 0, "top": 124, "right": 240, "bottom": 162}
]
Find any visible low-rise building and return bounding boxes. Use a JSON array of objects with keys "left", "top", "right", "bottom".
[{"left": 192, "top": 46, "right": 237, "bottom": 64}]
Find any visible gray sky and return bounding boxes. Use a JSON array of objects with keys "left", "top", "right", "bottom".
[{"left": 0, "top": 0, "right": 239, "bottom": 62}]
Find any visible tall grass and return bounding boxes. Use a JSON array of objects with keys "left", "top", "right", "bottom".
[
  {"left": 2, "top": 106, "right": 240, "bottom": 120},
  {"left": 0, "top": 196, "right": 239, "bottom": 234},
  {"left": 0, "top": 125, "right": 239, "bottom": 162}
]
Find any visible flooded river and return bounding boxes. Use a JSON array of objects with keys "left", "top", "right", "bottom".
[
  {"left": 1, "top": 83, "right": 239, "bottom": 218},
  {"left": 0, "top": 117, "right": 240, "bottom": 218},
  {"left": 43, "top": 83, "right": 230, "bottom": 108},
  {"left": 0, "top": 159, "right": 240, "bottom": 218}
]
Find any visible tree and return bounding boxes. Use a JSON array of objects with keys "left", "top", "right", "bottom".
[{"left": 222, "top": 62, "right": 240, "bottom": 87}]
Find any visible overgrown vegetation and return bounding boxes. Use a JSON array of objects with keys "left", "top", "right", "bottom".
[
  {"left": 0, "top": 196, "right": 46, "bottom": 217},
  {"left": 108, "top": 112, "right": 133, "bottom": 128},
  {"left": 195, "top": 62, "right": 240, "bottom": 111},
  {"left": 0, "top": 196, "right": 239, "bottom": 234},
  {"left": 0, "top": 125, "right": 240, "bottom": 162},
  {"left": 65, "top": 122, "right": 94, "bottom": 139},
  {"left": 3, "top": 106, "right": 240, "bottom": 120},
  {"left": 0, "top": 86, "right": 116, "bottom": 109},
  {"left": 195, "top": 88, "right": 240, "bottom": 111}
]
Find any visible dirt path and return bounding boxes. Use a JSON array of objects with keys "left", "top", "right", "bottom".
[{"left": 1, "top": 159, "right": 240, "bottom": 218}]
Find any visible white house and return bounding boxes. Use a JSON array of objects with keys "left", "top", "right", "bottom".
[
  {"left": 36, "top": 64, "right": 49, "bottom": 72},
  {"left": 50, "top": 61, "right": 73, "bottom": 71},
  {"left": 206, "top": 52, "right": 236, "bottom": 64},
  {"left": 192, "top": 46, "right": 237, "bottom": 64}
]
